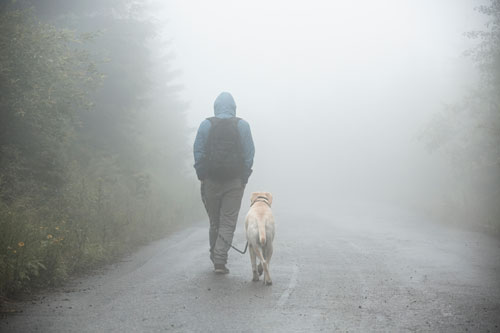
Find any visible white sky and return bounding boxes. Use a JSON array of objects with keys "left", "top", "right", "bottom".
[{"left": 152, "top": 0, "right": 482, "bottom": 120}]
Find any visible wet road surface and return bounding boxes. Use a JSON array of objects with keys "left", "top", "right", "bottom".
[{"left": 1, "top": 203, "right": 500, "bottom": 332}]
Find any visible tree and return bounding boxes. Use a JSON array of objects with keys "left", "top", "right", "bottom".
[
  {"left": 0, "top": 8, "right": 101, "bottom": 294},
  {"left": 423, "top": 0, "right": 500, "bottom": 229},
  {"left": 0, "top": 9, "right": 100, "bottom": 204},
  {"left": 0, "top": 2, "right": 200, "bottom": 296}
]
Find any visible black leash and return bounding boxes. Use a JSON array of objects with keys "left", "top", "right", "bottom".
[
  {"left": 201, "top": 183, "right": 248, "bottom": 255},
  {"left": 215, "top": 196, "right": 270, "bottom": 255},
  {"left": 217, "top": 232, "right": 248, "bottom": 254}
]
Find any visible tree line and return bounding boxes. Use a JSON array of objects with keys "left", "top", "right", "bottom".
[
  {"left": 0, "top": 0, "right": 201, "bottom": 296},
  {"left": 423, "top": 0, "right": 500, "bottom": 232}
]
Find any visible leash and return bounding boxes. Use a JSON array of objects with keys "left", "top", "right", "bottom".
[
  {"left": 205, "top": 196, "right": 269, "bottom": 256},
  {"left": 217, "top": 232, "right": 248, "bottom": 254},
  {"left": 216, "top": 196, "right": 270, "bottom": 255}
]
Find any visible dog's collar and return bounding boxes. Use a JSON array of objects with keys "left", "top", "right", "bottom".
[{"left": 251, "top": 196, "right": 271, "bottom": 207}]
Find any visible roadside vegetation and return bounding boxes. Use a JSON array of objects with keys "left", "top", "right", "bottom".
[
  {"left": 0, "top": 1, "right": 202, "bottom": 297},
  {"left": 423, "top": 0, "right": 500, "bottom": 234}
]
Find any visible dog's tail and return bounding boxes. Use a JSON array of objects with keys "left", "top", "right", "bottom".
[
  {"left": 258, "top": 220, "right": 266, "bottom": 246},
  {"left": 253, "top": 242, "right": 266, "bottom": 266}
]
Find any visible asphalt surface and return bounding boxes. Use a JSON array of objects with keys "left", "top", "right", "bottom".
[{"left": 1, "top": 203, "right": 500, "bottom": 332}]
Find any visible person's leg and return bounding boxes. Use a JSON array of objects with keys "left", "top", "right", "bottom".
[
  {"left": 201, "top": 179, "right": 222, "bottom": 263},
  {"left": 212, "top": 178, "right": 245, "bottom": 265}
]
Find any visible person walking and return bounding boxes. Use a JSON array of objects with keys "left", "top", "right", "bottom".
[{"left": 193, "top": 92, "right": 255, "bottom": 274}]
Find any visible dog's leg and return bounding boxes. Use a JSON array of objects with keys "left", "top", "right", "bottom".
[
  {"left": 265, "top": 243, "right": 273, "bottom": 267},
  {"left": 263, "top": 243, "right": 273, "bottom": 285},
  {"left": 258, "top": 247, "right": 264, "bottom": 276},
  {"left": 254, "top": 246, "right": 272, "bottom": 286},
  {"left": 249, "top": 245, "right": 259, "bottom": 281}
]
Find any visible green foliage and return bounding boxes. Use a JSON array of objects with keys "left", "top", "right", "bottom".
[
  {"left": 465, "top": 1, "right": 500, "bottom": 90},
  {"left": 0, "top": 9, "right": 100, "bottom": 202},
  {"left": 0, "top": 5, "right": 202, "bottom": 296}
]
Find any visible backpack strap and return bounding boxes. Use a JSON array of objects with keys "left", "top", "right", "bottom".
[
  {"left": 206, "top": 116, "right": 218, "bottom": 124},
  {"left": 207, "top": 116, "right": 241, "bottom": 124}
]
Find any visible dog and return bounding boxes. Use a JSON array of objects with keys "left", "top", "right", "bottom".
[{"left": 245, "top": 192, "right": 275, "bottom": 285}]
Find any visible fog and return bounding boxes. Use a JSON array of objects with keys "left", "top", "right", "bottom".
[
  {"left": 149, "top": 0, "right": 486, "bottom": 210},
  {"left": 2, "top": 1, "right": 500, "bottom": 326}
]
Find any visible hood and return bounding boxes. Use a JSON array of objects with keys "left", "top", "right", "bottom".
[{"left": 214, "top": 92, "right": 236, "bottom": 118}]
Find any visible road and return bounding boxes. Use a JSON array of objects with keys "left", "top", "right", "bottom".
[{"left": 1, "top": 203, "right": 499, "bottom": 332}]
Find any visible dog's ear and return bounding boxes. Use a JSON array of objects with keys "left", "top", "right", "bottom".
[
  {"left": 265, "top": 192, "right": 273, "bottom": 206},
  {"left": 250, "top": 192, "right": 259, "bottom": 204}
]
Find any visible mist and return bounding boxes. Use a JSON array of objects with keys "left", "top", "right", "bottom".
[
  {"left": 148, "top": 0, "right": 488, "bottom": 212},
  {"left": 1, "top": 0, "right": 500, "bottom": 329}
]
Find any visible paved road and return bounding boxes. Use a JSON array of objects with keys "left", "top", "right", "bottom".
[{"left": 1, "top": 203, "right": 500, "bottom": 332}]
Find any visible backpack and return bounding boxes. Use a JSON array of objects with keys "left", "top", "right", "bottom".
[{"left": 205, "top": 117, "right": 245, "bottom": 180}]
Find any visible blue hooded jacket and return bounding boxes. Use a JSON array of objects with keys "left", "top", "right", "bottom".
[{"left": 193, "top": 92, "right": 254, "bottom": 183}]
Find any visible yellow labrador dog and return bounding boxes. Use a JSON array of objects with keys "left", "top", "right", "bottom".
[{"left": 245, "top": 192, "right": 275, "bottom": 285}]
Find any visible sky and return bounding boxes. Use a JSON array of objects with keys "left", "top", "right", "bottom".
[{"left": 146, "top": 0, "right": 487, "bottom": 209}]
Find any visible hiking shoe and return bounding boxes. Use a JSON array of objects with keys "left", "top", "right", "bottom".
[{"left": 214, "top": 264, "right": 229, "bottom": 274}]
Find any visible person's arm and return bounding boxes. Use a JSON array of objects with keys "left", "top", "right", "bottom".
[
  {"left": 238, "top": 119, "right": 255, "bottom": 184},
  {"left": 193, "top": 119, "right": 211, "bottom": 181}
]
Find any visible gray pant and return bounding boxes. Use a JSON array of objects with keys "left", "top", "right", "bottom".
[{"left": 201, "top": 178, "right": 245, "bottom": 265}]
